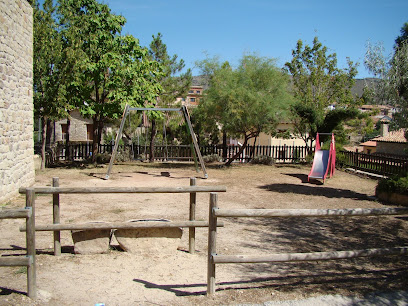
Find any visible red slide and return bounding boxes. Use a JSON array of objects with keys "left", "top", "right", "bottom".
[{"left": 308, "top": 133, "right": 336, "bottom": 183}]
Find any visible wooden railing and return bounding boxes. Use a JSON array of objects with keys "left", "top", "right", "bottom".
[
  {"left": 19, "top": 178, "right": 226, "bottom": 256},
  {"left": 0, "top": 189, "right": 36, "bottom": 298},
  {"left": 52, "top": 143, "right": 308, "bottom": 163},
  {"left": 340, "top": 151, "right": 408, "bottom": 176},
  {"left": 206, "top": 194, "right": 408, "bottom": 295}
]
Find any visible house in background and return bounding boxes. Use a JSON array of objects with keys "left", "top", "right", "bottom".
[
  {"left": 54, "top": 110, "right": 94, "bottom": 142},
  {"left": 360, "top": 140, "right": 377, "bottom": 154},
  {"left": 372, "top": 129, "right": 408, "bottom": 157}
]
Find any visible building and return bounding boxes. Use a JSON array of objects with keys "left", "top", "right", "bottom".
[
  {"left": 372, "top": 129, "right": 408, "bottom": 157},
  {"left": 0, "top": 0, "right": 35, "bottom": 202},
  {"left": 176, "top": 85, "right": 204, "bottom": 107},
  {"left": 54, "top": 110, "right": 94, "bottom": 142},
  {"left": 360, "top": 140, "right": 377, "bottom": 154}
]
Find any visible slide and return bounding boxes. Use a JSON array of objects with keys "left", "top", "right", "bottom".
[
  {"left": 308, "top": 133, "right": 336, "bottom": 183},
  {"left": 308, "top": 150, "right": 330, "bottom": 182}
]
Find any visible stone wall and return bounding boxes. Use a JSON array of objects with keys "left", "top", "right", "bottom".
[
  {"left": 376, "top": 142, "right": 408, "bottom": 156},
  {"left": 0, "top": 0, "right": 35, "bottom": 203},
  {"left": 55, "top": 110, "right": 93, "bottom": 142}
]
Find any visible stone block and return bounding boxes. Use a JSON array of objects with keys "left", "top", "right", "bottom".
[
  {"left": 114, "top": 219, "right": 183, "bottom": 254},
  {"left": 71, "top": 222, "right": 111, "bottom": 255}
]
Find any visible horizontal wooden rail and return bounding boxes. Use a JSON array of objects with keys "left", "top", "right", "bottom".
[
  {"left": 0, "top": 208, "right": 32, "bottom": 219},
  {"left": 213, "top": 207, "right": 408, "bottom": 218},
  {"left": 207, "top": 204, "right": 408, "bottom": 295},
  {"left": 212, "top": 247, "right": 408, "bottom": 264},
  {"left": 20, "top": 220, "right": 224, "bottom": 232},
  {"left": 0, "top": 256, "right": 32, "bottom": 267},
  {"left": 19, "top": 186, "right": 227, "bottom": 194}
]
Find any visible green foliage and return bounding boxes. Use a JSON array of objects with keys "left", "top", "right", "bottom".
[
  {"left": 336, "top": 151, "right": 348, "bottom": 169},
  {"left": 57, "top": 0, "right": 163, "bottom": 159},
  {"left": 33, "top": 0, "right": 70, "bottom": 120},
  {"left": 203, "top": 154, "right": 221, "bottom": 164},
  {"left": 285, "top": 37, "right": 359, "bottom": 151},
  {"left": 95, "top": 153, "right": 111, "bottom": 164},
  {"left": 195, "top": 53, "right": 293, "bottom": 165},
  {"left": 148, "top": 33, "right": 192, "bottom": 106},
  {"left": 365, "top": 22, "right": 408, "bottom": 130},
  {"left": 145, "top": 33, "right": 192, "bottom": 161},
  {"left": 376, "top": 173, "right": 408, "bottom": 196},
  {"left": 395, "top": 22, "right": 408, "bottom": 49},
  {"left": 250, "top": 155, "right": 275, "bottom": 165},
  {"left": 388, "top": 42, "right": 408, "bottom": 130}
]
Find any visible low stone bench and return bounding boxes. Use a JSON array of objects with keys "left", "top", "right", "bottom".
[
  {"left": 114, "top": 219, "right": 183, "bottom": 254},
  {"left": 71, "top": 222, "right": 111, "bottom": 255}
]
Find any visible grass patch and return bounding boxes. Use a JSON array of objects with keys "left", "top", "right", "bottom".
[{"left": 14, "top": 267, "right": 27, "bottom": 275}]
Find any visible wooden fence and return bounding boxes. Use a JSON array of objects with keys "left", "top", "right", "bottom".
[
  {"left": 340, "top": 151, "right": 408, "bottom": 176},
  {"left": 0, "top": 189, "right": 36, "bottom": 298},
  {"left": 207, "top": 194, "right": 408, "bottom": 295},
  {"left": 53, "top": 143, "right": 308, "bottom": 164},
  {"left": 19, "top": 178, "right": 226, "bottom": 256}
]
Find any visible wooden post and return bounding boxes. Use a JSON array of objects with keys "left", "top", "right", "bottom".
[
  {"left": 53, "top": 177, "right": 61, "bottom": 256},
  {"left": 189, "top": 178, "right": 196, "bottom": 254},
  {"left": 26, "top": 188, "right": 36, "bottom": 299},
  {"left": 207, "top": 193, "right": 218, "bottom": 295}
]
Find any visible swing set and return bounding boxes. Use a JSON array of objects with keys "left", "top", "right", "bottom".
[{"left": 105, "top": 105, "right": 208, "bottom": 180}]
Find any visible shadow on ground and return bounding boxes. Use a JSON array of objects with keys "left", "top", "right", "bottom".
[
  {"left": 259, "top": 183, "right": 373, "bottom": 200},
  {"left": 214, "top": 213, "right": 408, "bottom": 299}
]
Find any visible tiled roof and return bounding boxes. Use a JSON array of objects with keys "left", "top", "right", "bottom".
[
  {"left": 373, "top": 129, "right": 407, "bottom": 143},
  {"left": 361, "top": 141, "right": 377, "bottom": 147},
  {"left": 343, "top": 146, "right": 363, "bottom": 152}
]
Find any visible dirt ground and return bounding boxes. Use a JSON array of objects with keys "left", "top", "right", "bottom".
[{"left": 1, "top": 162, "right": 408, "bottom": 305}]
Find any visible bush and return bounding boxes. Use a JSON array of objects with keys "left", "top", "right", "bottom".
[
  {"left": 305, "top": 153, "right": 314, "bottom": 165},
  {"left": 376, "top": 173, "right": 408, "bottom": 196},
  {"left": 203, "top": 154, "right": 221, "bottom": 164},
  {"left": 115, "top": 149, "right": 133, "bottom": 162},
  {"left": 250, "top": 155, "right": 275, "bottom": 165},
  {"left": 95, "top": 153, "right": 111, "bottom": 164}
]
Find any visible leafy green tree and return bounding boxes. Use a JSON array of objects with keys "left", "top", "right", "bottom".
[
  {"left": 58, "top": 0, "right": 162, "bottom": 160},
  {"left": 388, "top": 42, "right": 408, "bottom": 130},
  {"left": 284, "top": 37, "right": 359, "bottom": 151},
  {"left": 146, "top": 33, "right": 192, "bottom": 162},
  {"left": 365, "top": 22, "right": 408, "bottom": 133},
  {"left": 395, "top": 22, "right": 408, "bottom": 49},
  {"left": 33, "top": 0, "right": 70, "bottom": 169},
  {"left": 196, "top": 54, "right": 293, "bottom": 166}
]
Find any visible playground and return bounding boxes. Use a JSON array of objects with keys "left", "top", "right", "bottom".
[{"left": 1, "top": 162, "right": 408, "bottom": 305}]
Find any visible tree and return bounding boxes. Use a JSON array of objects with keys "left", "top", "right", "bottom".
[
  {"left": 388, "top": 42, "right": 408, "bottom": 130},
  {"left": 58, "top": 0, "right": 162, "bottom": 161},
  {"left": 196, "top": 54, "right": 293, "bottom": 166},
  {"left": 365, "top": 22, "right": 408, "bottom": 132},
  {"left": 395, "top": 22, "right": 408, "bottom": 49},
  {"left": 33, "top": 0, "right": 70, "bottom": 169},
  {"left": 284, "top": 37, "right": 359, "bottom": 151},
  {"left": 146, "top": 33, "right": 192, "bottom": 162}
]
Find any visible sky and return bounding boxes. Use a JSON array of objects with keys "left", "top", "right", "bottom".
[{"left": 105, "top": 1, "right": 407, "bottom": 79}]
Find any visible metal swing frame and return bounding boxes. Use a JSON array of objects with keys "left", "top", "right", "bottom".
[{"left": 105, "top": 105, "right": 208, "bottom": 179}]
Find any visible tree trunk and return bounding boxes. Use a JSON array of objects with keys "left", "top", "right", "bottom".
[
  {"left": 65, "top": 118, "right": 71, "bottom": 161},
  {"left": 222, "top": 131, "right": 227, "bottom": 162},
  {"left": 225, "top": 137, "right": 248, "bottom": 166},
  {"left": 251, "top": 136, "right": 258, "bottom": 160},
  {"left": 149, "top": 119, "right": 157, "bottom": 162},
  {"left": 46, "top": 118, "right": 52, "bottom": 147},
  {"left": 40, "top": 116, "right": 47, "bottom": 169},
  {"left": 97, "top": 120, "right": 103, "bottom": 147},
  {"left": 92, "top": 116, "right": 98, "bottom": 162}
]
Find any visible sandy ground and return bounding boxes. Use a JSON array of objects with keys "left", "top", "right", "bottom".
[{"left": 1, "top": 162, "right": 408, "bottom": 305}]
